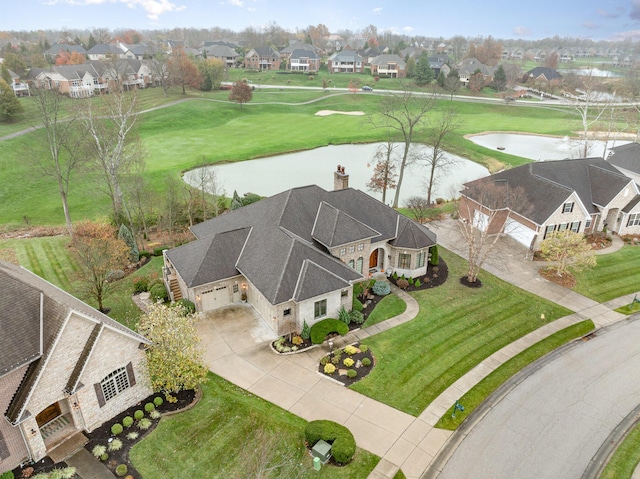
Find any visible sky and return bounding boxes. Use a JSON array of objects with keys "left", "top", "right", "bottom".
[{"left": 2, "top": 0, "right": 640, "bottom": 42}]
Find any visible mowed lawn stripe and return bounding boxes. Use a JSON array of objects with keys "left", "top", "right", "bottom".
[
  {"left": 574, "top": 246, "right": 640, "bottom": 302},
  {"left": 352, "top": 250, "right": 572, "bottom": 416},
  {"left": 41, "top": 240, "right": 72, "bottom": 290}
]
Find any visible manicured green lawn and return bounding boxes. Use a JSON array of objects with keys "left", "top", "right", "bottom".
[
  {"left": 574, "top": 246, "right": 640, "bottom": 302},
  {"left": 600, "top": 420, "right": 640, "bottom": 479},
  {"left": 435, "top": 319, "right": 595, "bottom": 430},
  {"left": 130, "top": 373, "right": 380, "bottom": 478},
  {"left": 363, "top": 294, "right": 407, "bottom": 328},
  {"left": 0, "top": 91, "right": 582, "bottom": 227},
  {"left": 350, "top": 249, "right": 573, "bottom": 416},
  {"left": 615, "top": 302, "right": 640, "bottom": 315}
]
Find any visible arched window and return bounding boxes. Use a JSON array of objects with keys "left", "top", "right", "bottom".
[
  {"left": 348, "top": 259, "right": 355, "bottom": 269},
  {"left": 356, "top": 257, "right": 364, "bottom": 273}
]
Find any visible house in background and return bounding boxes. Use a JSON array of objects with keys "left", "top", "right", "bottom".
[
  {"left": 244, "top": 47, "right": 281, "bottom": 71},
  {"left": 607, "top": 142, "right": 640, "bottom": 185},
  {"left": 457, "top": 57, "right": 494, "bottom": 86},
  {"left": 459, "top": 157, "right": 640, "bottom": 251},
  {"left": 369, "top": 54, "right": 406, "bottom": 78},
  {"left": 163, "top": 168, "right": 437, "bottom": 336},
  {"left": 6, "top": 68, "right": 30, "bottom": 97},
  {"left": 522, "top": 67, "right": 562, "bottom": 84},
  {"left": 200, "top": 44, "right": 239, "bottom": 68},
  {"left": 44, "top": 44, "right": 87, "bottom": 62},
  {"left": 287, "top": 48, "right": 320, "bottom": 73},
  {"left": 86, "top": 44, "right": 125, "bottom": 61},
  {"left": 0, "top": 261, "right": 151, "bottom": 474},
  {"left": 327, "top": 50, "right": 364, "bottom": 73},
  {"left": 29, "top": 64, "right": 106, "bottom": 98}
]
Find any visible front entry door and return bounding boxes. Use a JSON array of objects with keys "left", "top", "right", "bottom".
[
  {"left": 369, "top": 249, "right": 379, "bottom": 269},
  {"left": 36, "top": 403, "right": 61, "bottom": 427}
]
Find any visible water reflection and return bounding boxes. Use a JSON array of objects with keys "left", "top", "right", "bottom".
[{"left": 184, "top": 143, "right": 489, "bottom": 205}]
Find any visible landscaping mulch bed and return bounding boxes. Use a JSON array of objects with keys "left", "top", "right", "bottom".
[
  {"left": 82, "top": 389, "right": 197, "bottom": 479},
  {"left": 539, "top": 267, "right": 576, "bottom": 289},
  {"left": 585, "top": 234, "right": 612, "bottom": 250},
  {"left": 11, "top": 456, "right": 70, "bottom": 479},
  {"left": 388, "top": 259, "right": 449, "bottom": 292},
  {"left": 317, "top": 343, "right": 375, "bottom": 386}
]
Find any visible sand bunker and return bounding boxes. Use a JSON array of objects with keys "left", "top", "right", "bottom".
[{"left": 315, "top": 110, "right": 365, "bottom": 117}]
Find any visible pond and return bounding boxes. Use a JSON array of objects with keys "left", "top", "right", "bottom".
[
  {"left": 184, "top": 143, "right": 490, "bottom": 206},
  {"left": 468, "top": 133, "right": 630, "bottom": 162},
  {"left": 559, "top": 67, "right": 622, "bottom": 78}
]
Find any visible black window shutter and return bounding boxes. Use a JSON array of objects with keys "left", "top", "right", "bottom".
[
  {"left": 570, "top": 203, "right": 574, "bottom": 213},
  {"left": 94, "top": 383, "right": 106, "bottom": 408},
  {"left": 126, "top": 362, "right": 136, "bottom": 387},
  {"left": 0, "top": 429, "right": 9, "bottom": 460}
]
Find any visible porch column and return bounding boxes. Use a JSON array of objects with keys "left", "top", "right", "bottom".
[{"left": 20, "top": 418, "right": 47, "bottom": 461}]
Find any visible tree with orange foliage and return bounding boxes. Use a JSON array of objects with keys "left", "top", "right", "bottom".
[
  {"left": 117, "top": 29, "right": 142, "bottom": 45},
  {"left": 70, "top": 220, "right": 130, "bottom": 313},
  {"left": 55, "top": 50, "right": 86, "bottom": 65},
  {"left": 228, "top": 80, "right": 253, "bottom": 109},
  {"left": 167, "top": 46, "right": 202, "bottom": 94}
]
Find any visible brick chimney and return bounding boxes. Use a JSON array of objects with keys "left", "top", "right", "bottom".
[{"left": 333, "top": 165, "right": 349, "bottom": 191}]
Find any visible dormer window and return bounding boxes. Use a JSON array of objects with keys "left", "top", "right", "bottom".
[{"left": 563, "top": 202, "right": 574, "bottom": 213}]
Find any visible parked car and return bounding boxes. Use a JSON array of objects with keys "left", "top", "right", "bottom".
[
  {"left": 219, "top": 84, "right": 232, "bottom": 90},
  {"left": 361, "top": 86, "right": 373, "bottom": 91}
]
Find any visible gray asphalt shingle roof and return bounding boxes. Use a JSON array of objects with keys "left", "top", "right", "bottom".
[
  {"left": 608, "top": 142, "right": 640, "bottom": 175},
  {"left": 171, "top": 185, "right": 436, "bottom": 306}
]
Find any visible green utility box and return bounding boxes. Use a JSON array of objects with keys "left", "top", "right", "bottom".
[{"left": 311, "top": 439, "right": 332, "bottom": 464}]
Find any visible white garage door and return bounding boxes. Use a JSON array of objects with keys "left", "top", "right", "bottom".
[
  {"left": 505, "top": 218, "right": 537, "bottom": 248},
  {"left": 473, "top": 210, "right": 489, "bottom": 232},
  {"left": 201, "top": 286, "right": 230, "bottom": 311}
]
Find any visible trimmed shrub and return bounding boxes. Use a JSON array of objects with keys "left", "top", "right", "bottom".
[
  {"left": 292, "top": 335, "right": 303, "bottom": 345},
  {"left": 301, "top": 320, "right": 311, "bottom": 340},
  {"left": 320, "top": 356, "right": 329, "bottom": 366},
  {"left": 100, "top": 453, "right": 109, "bottom": 462},
  {"left": 372, "top": 280, "right": 391, "bottom": 296},
  {"left": 110, "top": 423, "right": 123, "bottom": 435},
  {"left": 349, "top": 310, "right": 364, "bottom": 324},
  {"left": 122, "top": 416, "right": 134, "bottom": 428},
  {"left": 174, "top": 299, "right": 195, "bottom": 315},
  {"left": 352, "top": 298, "right": 363, "bottom": 312},
  {"left": 360, "top": 344, "right": 369, "bottom": 353},
  {"left": 343, "top": 358, "right": 354, "bottom": 367},
  {"left": 310, "top": 319, "right": 349, "bottom": 344},
  {"left": 115, "top": 464, "right": 128, "bottom": 477},
  {"left": 153, "top": 396, "right": 164, "bottom": 407},
  {"left": 353, "top": 282, "right": 364, "bottom": 298},
  {"left": 344, "top": 345, "right": 357, "bottom": 355},
  {"left": 139, "top": 250, "right": 151, "bottom": 258},
  {"left": 392, "top": 271, "right": 398, "bottom": 280},
  {"left": 430, "top": 245, "right": 439, "bottom": 265},
  {"left": 304, "top": 420, "right": 356, "bottom": 464},
  {"left": 396, "top": 279, "right": 409, "bottom": 290},
  {"left": 324, "top": 363, "right": 336, "bottom": 374},
  {"left": 108, "top": 439, "right": 123, "bottom": 451},
  {"left": 347, "top": 369, "right": 357, "bottom": 378},
  {"left": 408, "top": 277, "right": 414, "bottom": 286},
  {"left": 362, "top": 357, "right": 372, "bottom": 367},
  {"left": 132, "top": 276, "right": 150, "bottom": 294},
  {"left": 150, "top": 283, "right": 169, "bottom": 303},
  {"left": 144, "top": 402, "right": 155, "bottom": 413},
  {"left": 0, "top": 472, "right": 13, "bottom": 479},
  {"left": 92, "top": 444, "right": 106, "bottom": 458},
  {"left": 152, "top": 247, "right": 165, "bottom": 257},
  {"left": 415, "top": 279, "right": 422, "bottom": 287},
  {"left": 338, "top": 305, "right": 351, "bottom": 326},
  {"left": 134, "top": 410, "right": 144, "bottom": 420}
]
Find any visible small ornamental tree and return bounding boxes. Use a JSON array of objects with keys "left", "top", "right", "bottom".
[
  {"left": 0, "top": 78, "right": 23, "bottom": 122},
  {"left": 118, "top": 223, "right": 139, "bottom": 263},
  {"left": 138, "top": 303, "right": 209, "bottom": 399},
  {"left": 228, "top": 80, "right": 253, "bottom": 108},
  {"left": 539, "top": 231, "right": 596, "bottom": 277}
]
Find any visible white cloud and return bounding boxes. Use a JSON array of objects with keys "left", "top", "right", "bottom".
[
  {"left": 403, "top": 26, "right": 414, "bottom": 33},
  {"left": 372, "top": 7, "right": 382, "bottom": 15},
  {"left": 513, "top": 25, "right": 532, "bottom": 37},
  {"left": 582, "top": 20, "right": 599, "bottom": 29},
  {"left": 45, "top": 0, "right": 186, "bottom": 20},
  {"left": 228, "top": 0, "right": 243, "bottom": 6}
]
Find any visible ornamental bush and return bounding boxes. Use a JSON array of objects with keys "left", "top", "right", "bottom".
[
  {"left": 304, "top": 420, "right": 356, "bottom": 464},
  {"left": 122, "top": 416, "right": 134, "bottom": 428},
  {"left": 372, "top": 280, "right": 391, "bottom": 296},
  {"left": 134, "top": 410, "right": 144, "bottom": 420},
  {"left": 150, "top": 283, "right": 169, "bottom": 303},
  {"left": 415, "top": 279, "right": 422, "bottom": 287},
  {"left": 338, "top": 305, "right": 351, "bottom": 326},
  {"left": 115, "top": 464, "right": 128, "bottom": 477},
  {"left": 396, "top": 279, "right": 409, "bottom": 290},
  {"left": 343, "top": 358, "right": 354, "bottom": 367},
  {"left": 360, "top": 344, "right": 369, "bottom": 353},
  {"left": 310, "top": 318, "right": 349, "bottom": 344},
  {"left": 349, "top": 310, "right": 364, "bottom": 324},
  {"left": 352, "top": 298, "right": 363, "bottom": 312},
  {"left": 174, "top": 299, "right": 195, "bottom": 315},
  {"left": 362, "top": 357, "right": 372, "bottom": 367},
  {"left": 110, "top": 423, "right": 123, "bottom": 435},
  {"left": 301, "top": 320, "right": 311, "bottom": 339},
  {"left": 138, "top": 418, "right": 152, "bottom": 430},
  {"left": 144, "top": 402, "right": 155, "bottom": 413},
  {"left": 92, "top": 445, "right": 106, "bottom": 458},
  {"left": 108, "top": 439, "right": 123, "bottom": 451},
  {"left": 343, "top": 345, "right": 358, "bottom": 356},
  {"left": 347, "top": 369, "right": 357, "bottom": 378},
  {"left": 408, "top": 277, "right": 414, "bottom": 286},
  {"left": 153, "top": 396, "right": 164, "bottom": 407},
  {"left": 132, "top": 276, "right": 150, "bottom": 294},
  {"left": 430, "top": 245, "right": 439, "bottom": 265},
  {"left": 324, "top": 363, "right": 336, "bottom": 374}
]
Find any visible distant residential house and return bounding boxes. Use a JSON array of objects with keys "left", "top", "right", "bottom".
[
  {"left": 522, "top": 67, "right": 562, "bottom": 84},
  {"left": 287, "top": 48, "right": 320, "bottom": 73},
  {"left": 327, "top": 50, "right": 364, "bottom": 73},
  {"left": 558, "top": 49, "right": 573, "bottom": 63},
  {"left": 279, "top": 41, "right": 321, "bottom": 58},
  {"left": 117, "top": 42, "right": 158, "bottom": 60},
  {"left": 244, "top": 47, "right": 281, "bottom": 71},
  {"left": 165, "top": 40, "right": 185, "bottom": 55},
  {"left": 0, "top": 261, "right": 151, "bottom": 474},
  {"left": 457, "top": 58, "right": 494, "bottom": 86},
  {"left": 31, "top": 64, "right": 106, "bottom": 98},
  {"left": 369, "top": 54, "right": 406, "bottom": 78},
  {"left": 87, "top": 44, "right": 125, "bottom": 61},
  {"left": 7, "top": 68, "right": 30, "bottom": 97},
  {"left": 428, "top": 55, "right": 451, "bottom": 77},
  {"left": 200, "top": 44, "right": 239, "bottom": 68},
  {"left": 44, "top": 43, "right": 87, "bottom": 61},
  {"left": 163, "top": 170, "right": 437, "bottom": 336},
  {"left": 87, "top": 59, "right": 152, "bottom": 90},
  {"left": 459, "top": 157, "right": 640, "bottom": 251}
]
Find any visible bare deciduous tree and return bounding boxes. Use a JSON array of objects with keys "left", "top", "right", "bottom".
[
  {"left": 457, "top": 180, "right": 530, "bottom": 283},
  {"left": 367, "top": 89, "right": 435, "bottom": 207},
  {"left": 366, "top": 138, "right": 398, "bottom": 204},
  {"left": 539, "top": 230, "right": 596, "bottom": 278},
  {"left": 573, "top": 72, "right": 607, "bottom": 157}
]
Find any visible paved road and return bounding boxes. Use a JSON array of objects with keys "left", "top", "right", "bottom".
[{"left": 438, "top": 317, "right": 640, "bottom": 479}]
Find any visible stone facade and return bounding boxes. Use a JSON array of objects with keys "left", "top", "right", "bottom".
[{"left": 0, "top": 367, "right": 31, "bottom": 472}]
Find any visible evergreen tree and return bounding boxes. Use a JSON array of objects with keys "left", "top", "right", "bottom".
[
  {"left": 118, "top": 223, "right": 139, "bottom": 263},
  {"left": 0, "top": 79, "right": 23, "bottom": 122},
  {"left": 201, "top": 70, "right": 212, "bottom": 91},
  {"left": 405, "top": 57, "right": 416, "bottom": 78},
  {"left": 492, "top": 64, "right": 507, "bottom": 91},
  {"left": 1, "top": 64, "right": 11, "bottom": 84},
  {"left": 414, "top": 54, "right": 434, "bottom": 86},
  {"left": 437, "top": 70, "right": 446, "bottom": 88},
  {"left": 231, "top": 190, "right": 243, "bottom": 210}
]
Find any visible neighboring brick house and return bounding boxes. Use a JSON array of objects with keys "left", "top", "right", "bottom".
[
  {"left": 0, "top": 261, "right": 151, "bottom": 474},
  {"left": 457, "top": 57, "right": 494, "bottom": 86},
  {"left": 327, "top": 50, "right": 364, "bottom": 73},
  {"left": 522, "top": 67, "right": 562, "bottom": 84},
  {"left": 244, "top": 47, "right": 281, "bottom": 71},
  {"left": 459, "top": 157, "right": 640, "bottom": 251},
  {"left": 287, "top": 49, "right": 320, "bottom": 73},
  {"left": 369, "top": 54, "right": 406, "bottom": 78},
  {"left": 163, "top": 168, "right": 437, "bottom": 336}
]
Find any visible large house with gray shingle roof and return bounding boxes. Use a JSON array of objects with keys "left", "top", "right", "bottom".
[
  {"left": 163, "top": 172, "right": 437, "bottom": 335},
  {"left": 0, "top": 261, "right": 151, "bottom": 474},
  {"left": 607, "top": 142, "right": 640, "bottom": 184},
  {"left": 460, "top": 157, "right": 640, "bottom": 251}
]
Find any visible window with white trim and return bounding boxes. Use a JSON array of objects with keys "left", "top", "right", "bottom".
[
  {"left": 563, "top": 202, "right": 574, "bottom": 213},
  {"left": 628, "top": 213, "right": 640, "bottom": 227},
  {"left": 356, "top": 257, "right": 364, "bottom": 273},
  {"left": 357, "top": 243, "right": 364, "bottom": 251},
  {"left": 544, "top": 224, "right": 556, "bottom": 239},
  {"left": 348, "top": 245, "right": 355, "bottom": 253},
  {"left": 100, "top": 367, "right": 130, "bottom": 402},
  {"left": 314, "top": 299, "right": 327, "bottom": 319},
  {"left": 348, "top": 259, "right": 355, "bottom": 269},
  {"left": 339, "top": 247, "right": 346, "bottom": 256},
  {"left": 398, "top": 253, "right": 411, "bottom": 269},
  {"left": 585, "top": 219, "right": 592, "bottom": 229},
  {"left": 570, "top": 221, "right": 581, "bottom": 233},
  {"left": 416, "top": 251, "right": 426, "bottom": 268},
  {"left": 232, "top": 284, "right": 239, "bottom": 293},
  {"left": 558, "top": 223, "right": 569, "bottom": 232}
]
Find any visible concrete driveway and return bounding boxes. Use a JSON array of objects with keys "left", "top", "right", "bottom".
[{"left": 437, "top": 317, "right": 640, "bottom": 479}]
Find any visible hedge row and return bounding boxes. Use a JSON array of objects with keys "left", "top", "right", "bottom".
[
  {"left": 304, "top": 420, "right": 356, "bottom": 464},
  {"left": 310, "top": 319, "right": 349, "bottom": 345}
]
